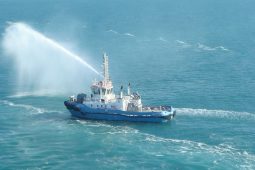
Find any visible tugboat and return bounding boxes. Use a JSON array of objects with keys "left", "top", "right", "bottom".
[{"left": 64, "top": 53, "right": 176, "bottom": 123}]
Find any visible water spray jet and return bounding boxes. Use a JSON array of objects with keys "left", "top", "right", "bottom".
[{"left": 2, "top": 22, "right": 101, "bottom": 95}]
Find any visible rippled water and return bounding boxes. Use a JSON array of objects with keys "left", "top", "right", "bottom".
[{"left": 1, "top": 0, "right": 255, "bottom": 169}]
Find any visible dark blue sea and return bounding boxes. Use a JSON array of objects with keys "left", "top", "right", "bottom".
[{"left": 0, "top": 0, "right": 255, "bottom": 169}]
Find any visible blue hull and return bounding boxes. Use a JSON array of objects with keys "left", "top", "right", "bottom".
[{"left": 64, "top": 101, "right": 176, "bottom": 123}]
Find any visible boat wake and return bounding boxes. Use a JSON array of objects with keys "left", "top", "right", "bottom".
[
  {"left": 0, "top": 100, "right": 62, "bottom": 114},
  {"left": 1, "top": 97, "right": 253, "bottom": 168},
  {"left": 107, "top": 29, "right": 136, "bottom": 38},
  {"left": 71, "top": 119, "right": 255, "bottom": 169},
  {"left": 106, "top": 31, "right": 231, "bottom": 53},
  {"left": 158, "top": 37, "right": 169, "bottom": 43},
  {"left": 143, "top": 133, "right": 255, "bottom": 169},
  {"left": 123, "top": 33, "right": 136, "bottom": 37},
  {"left": 176, "top": 40, "right": 231, "bottom": 52},
  {"left": 176, "top": 108, "right": 255, "bottom": 121}
]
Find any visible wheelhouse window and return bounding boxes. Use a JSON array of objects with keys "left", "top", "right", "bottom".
[
  {"left": 92, "top": 88, "right": 100, "bottom": 95},
  {"left": 107, "top": 88, "right": 113, "bottom": 94},
  {"left": 102, "top": 88, "right": 106, "bottom": 95}
]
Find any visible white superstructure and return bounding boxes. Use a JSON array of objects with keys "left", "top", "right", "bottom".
[{"left": 76, "top": 53, "right": 143, "bottom": 112}]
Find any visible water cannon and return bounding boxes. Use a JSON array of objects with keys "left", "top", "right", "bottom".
[
  {"left": 120, "top": 85, "right": 123, "bottom": 98},
  {"left": 127, "top": 83, "right": 131, "bottom": 95}
]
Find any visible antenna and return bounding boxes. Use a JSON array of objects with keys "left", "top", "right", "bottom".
[{"left": 103, "top": 52, "right": 110, "bottom": 82}]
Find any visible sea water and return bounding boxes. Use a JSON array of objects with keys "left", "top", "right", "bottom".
[{"left": 0, "top": 0, "right": 255, "bottom": 169}]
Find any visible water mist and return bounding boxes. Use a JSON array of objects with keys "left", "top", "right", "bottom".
[{"left": 2, "top": 22, "right": 100, "bottom": 96}]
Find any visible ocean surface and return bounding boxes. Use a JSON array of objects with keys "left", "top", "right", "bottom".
[{"left": 0, "top": 0, "right": 255, "bottom": 169}]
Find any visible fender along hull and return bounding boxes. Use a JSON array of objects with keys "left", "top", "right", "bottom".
[{"left": 64, "top": 101, "right": 176, "bottom": 123}]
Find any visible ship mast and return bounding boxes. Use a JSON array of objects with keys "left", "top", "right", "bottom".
[{"left": 103, "top": 53, "right": 110, "bottom": 83}]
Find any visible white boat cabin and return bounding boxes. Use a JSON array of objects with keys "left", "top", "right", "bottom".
[{"left": 72, "top": 53, "right": 143, "bottom": 112}]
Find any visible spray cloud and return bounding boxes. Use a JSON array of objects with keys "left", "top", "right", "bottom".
[{"left": 2, "top": 22, "right": 100, "bottom": 96}]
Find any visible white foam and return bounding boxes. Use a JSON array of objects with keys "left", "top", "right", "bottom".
[
  {"left": 176, "top": 40, "right": 186, "bottom": 44},
  {"left": 176, "top": 108, "right": 255, "bottom": 120},
  {"left": 107, "top": 29, "right": 119, "bottom": 34},
  {"left": 155, "top": 154, "right": 164, "bottom": 157},
  {"left": 71, "top": 108, "right": 254, "bottom": 168},
  {"left": 197, "top": 43, "right": 216, "bottom": 51},
  {"left": 75, "top": 119, "right": 113, "bottom": 128},
  {"left": 0, "top": 100, "right": 61, "bottom": 114},
  {"left": 107, "top": 126, "right": 139, "bottom": 135},
  {"left": 71, "top": 117, "right": 255, "bottom": 168},
  {"left": 197, "top": 43, "right": 231, "bottom": 52},
  {"left": 123, "top": 33, "right": 135, "bottom": 37},
  {"left": 144, "top": 134, "right": 255, "bottom": 167},
  {"left": 176, "top": 40, "right": 192, "bottom": 48},
  {"left": 216, "top": 46, "right": 230, "bottom": 51},
  {"left": 107, "top": 30, "right": 135, "bottom": 37},
  {"left": 176, "top": 40, "right": 231, "bottom": 52},
  {"left": 158, "top": 37, "right": 169, "bottom": 43}
]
